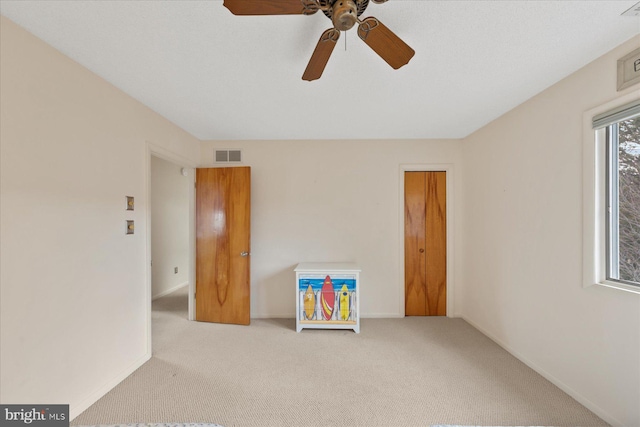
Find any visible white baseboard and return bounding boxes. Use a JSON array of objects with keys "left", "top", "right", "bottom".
[
  {"left": 361, "top": 313, "right": 403, "bottom": 318},
  {"left": 461, "top": 315, "right": 621, "bottom": 427},
  {"left": 152, "top": 282, "right": 188, "bottom": 301},
  {"left": 251, "top": 314, "right": 291, "bottom": 319},
  {"left": 70, "top": 351, "right": 151, "bottom": 420}
]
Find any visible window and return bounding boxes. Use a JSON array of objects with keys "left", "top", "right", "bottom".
[
  {"left": 605, "top": 117, "right": 640, "bottom": 285},
  {"left": 585, "top": 98, "right": 640, "bottom": 292}
]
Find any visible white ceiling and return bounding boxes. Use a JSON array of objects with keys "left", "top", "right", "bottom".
[{"left": 1, "top": 0, "right": 639, "bottom": 140}]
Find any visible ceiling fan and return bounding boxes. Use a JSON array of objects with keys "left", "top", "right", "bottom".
[{"left": 223, "top": 0, "right": 415, "bottom": 81}]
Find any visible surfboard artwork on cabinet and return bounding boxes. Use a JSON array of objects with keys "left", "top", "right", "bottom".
[
  {"left": 295, "top": 263, "right": 361, "bottom": 333},
  {"left": 298, "top": 275, "right": 356, "bottom": 323}
]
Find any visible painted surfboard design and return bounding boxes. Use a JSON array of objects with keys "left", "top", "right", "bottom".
[
  {"left": 304, "top": 284, "right": 315, "bottom": 320},
  {"left": 320, "top": 275, "right": 335, "bottom": 320},
  {"left": 339, "top": 284, "right": 350, "bottom": 320}
]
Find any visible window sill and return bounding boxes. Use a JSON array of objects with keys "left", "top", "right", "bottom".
[{"left": 595, "top": 280, "right": 640, "bottom": 295}]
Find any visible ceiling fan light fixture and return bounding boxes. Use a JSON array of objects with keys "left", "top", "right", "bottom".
[
  {"left": 332, "top": 1, "right": 359, "bottom": 31},
  {"left": 222, "top": 0, "right": 414, "bottom": 80}
]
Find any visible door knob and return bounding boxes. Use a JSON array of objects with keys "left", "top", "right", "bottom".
[{"left": 240, "top": 252, "right": 250, "bottom": 257}]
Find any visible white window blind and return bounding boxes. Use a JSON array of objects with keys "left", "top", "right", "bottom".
[{"left": 592, "top": 100, "right": 640, "bottom": 129}]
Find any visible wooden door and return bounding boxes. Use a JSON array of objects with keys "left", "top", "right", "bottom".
[
  {"left": 404, "top": 171, "right": 446, "bottom": 316},
  {"left": 196, "top": 167, "right": 251, "bottom": 325}
]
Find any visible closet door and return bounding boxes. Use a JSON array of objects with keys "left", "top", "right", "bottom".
[{"left": 404, "top": 171, "right": 446, "bottom": 316}]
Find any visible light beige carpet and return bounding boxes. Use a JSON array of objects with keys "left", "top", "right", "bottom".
[{"left": 72, "top": 287, "right": 607, "bottom": 427}]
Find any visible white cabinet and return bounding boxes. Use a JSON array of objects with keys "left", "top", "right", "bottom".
[{"left": 295, "top": 262, "right": 360, "bottom": 333}]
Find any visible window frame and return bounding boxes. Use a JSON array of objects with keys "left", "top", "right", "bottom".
[
  {"left": 605, "top": 122, "right": 640, "bottom": 287},
  {"left": 583, "top": 94, "right": 640, "bottom": 294}
]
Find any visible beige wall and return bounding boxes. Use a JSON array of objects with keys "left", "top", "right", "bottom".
[
  {"left": 0, "top": 16, "right": 199, "bottom": 417},
  {"left": 461, "top": 35, "right": 640, "bottom": 427},
  {"left": 200, "top": 139, "right": 463, "bottom": 318},
  {"left": 151, "top": 156, "right": 190, "bottom": 299},
  {"left": 2, "top": 10, "right": 639, "bottom": 426}
]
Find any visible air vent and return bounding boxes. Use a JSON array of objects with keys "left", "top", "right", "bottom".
[
  {"left": 622, "top": 1, "right": 640, "bottom": 16},
  {"left": 215, "top": 149, "right": 242, "bottom": 163}
]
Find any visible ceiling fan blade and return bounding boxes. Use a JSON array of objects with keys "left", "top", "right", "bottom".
[
  {"left": 357, "top": 17, "right": 415, "bottom": 69},
  {"left": 223, "top": 0, "right": 317, "bottom": 15},
  {"left": 302, "top": 29, "right": 340, "bottom": 81}
]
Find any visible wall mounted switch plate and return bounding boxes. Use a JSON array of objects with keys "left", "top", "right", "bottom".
[{"left": 126, "top": 220, "right": 134, "bottom": 235}]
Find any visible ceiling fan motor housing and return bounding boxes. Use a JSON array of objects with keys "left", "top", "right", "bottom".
[{"left": 320, "top": 0, "right": 369, "bottom": 17}]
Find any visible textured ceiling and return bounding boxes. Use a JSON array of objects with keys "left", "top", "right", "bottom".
[{"left": 1, "top": 0, "right": 639, "bottom": 140}]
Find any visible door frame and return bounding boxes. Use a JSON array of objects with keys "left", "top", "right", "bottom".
[
  {"left": 145, "top": 142, "right": 197, "bottom": 354},
  {"left": 399, "top": 164, "right": 455, "bottom": 317}
]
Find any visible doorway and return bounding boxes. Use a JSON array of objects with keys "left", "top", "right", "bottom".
[
  {"left": 150, "top": 155, "right": 191, "bottom": 315},
  {"left": 404, "top": 170, "right": 447, "bottom": 316}
]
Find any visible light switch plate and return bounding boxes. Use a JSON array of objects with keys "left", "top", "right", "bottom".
[{"left": 126, "top": 220, "right": 134, "bottom": 235}]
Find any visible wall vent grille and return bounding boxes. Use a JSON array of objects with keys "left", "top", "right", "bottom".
[
  {"left": 622, "top": 2, "right": 640, "bottom": 16},
  {"left": 215, "top": 149, "right": 242, "bottom": 163}
]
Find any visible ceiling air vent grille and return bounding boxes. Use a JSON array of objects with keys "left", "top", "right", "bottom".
[{"left": 215, "top": 149, "right": 242, "bottom": 163}]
